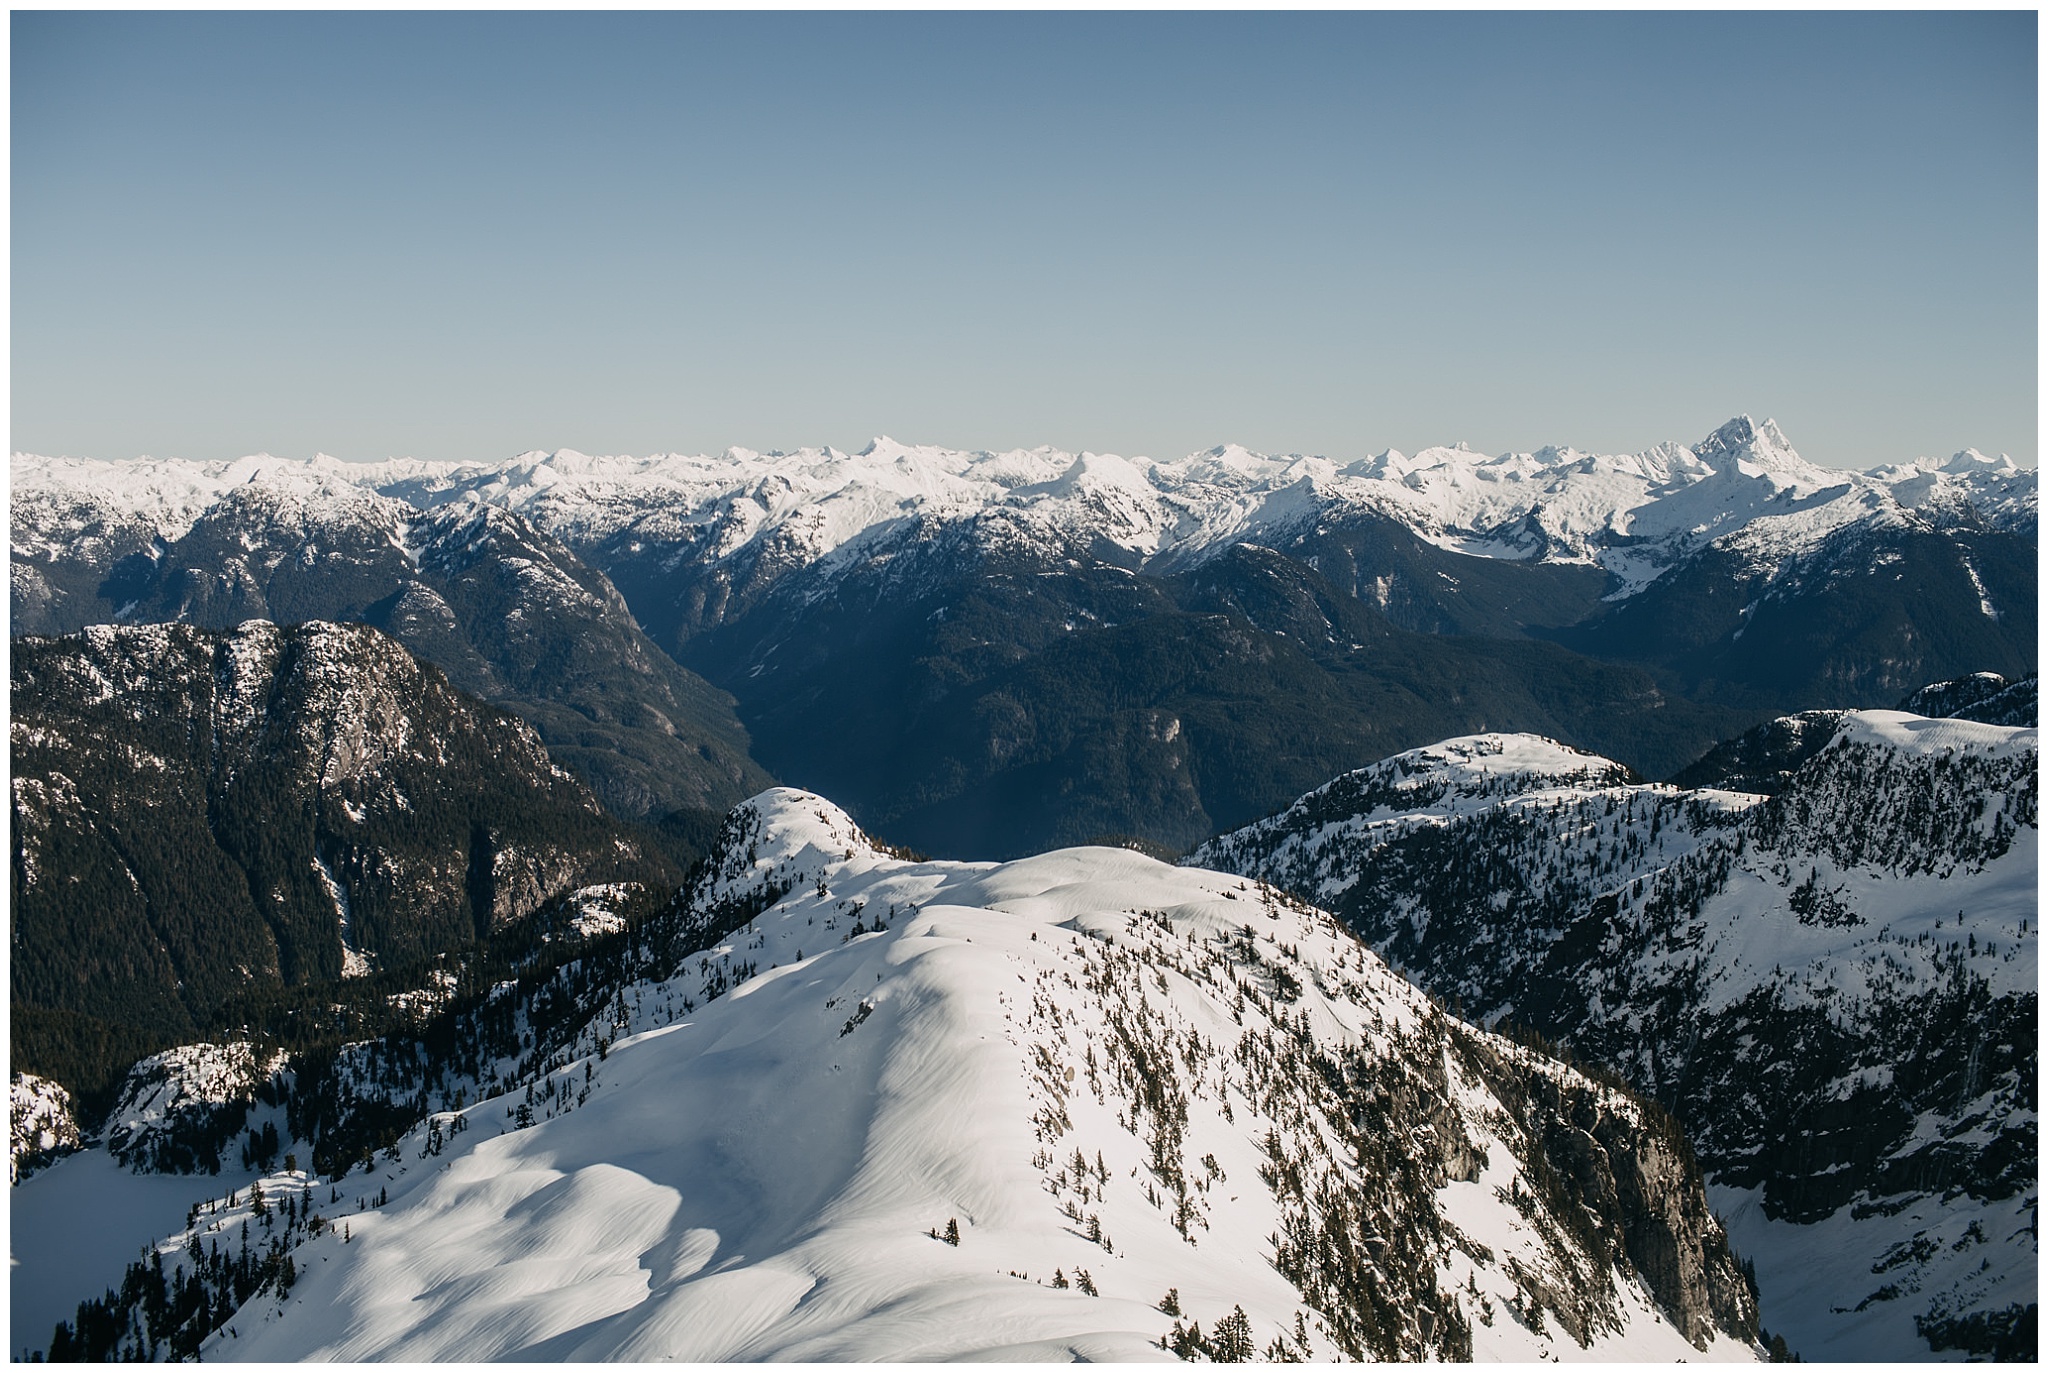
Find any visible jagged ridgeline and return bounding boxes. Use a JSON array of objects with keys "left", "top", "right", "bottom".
[
  {"left": 11, "top": 620, "right": 687, "bottom": 1109},
  {"left": 21, "top": 790, "right": 1762, "bottom": 1361},
  {"left": 1192, "top": 684, "right": 2039, "bottom": 1360}
]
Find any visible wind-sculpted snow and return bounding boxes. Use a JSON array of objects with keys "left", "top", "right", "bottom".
[
  {"left": 1195, "top": 707, "right": 2039, "bottom": 1360},
  {"left": 19, "top": 789, "right": 1763, "bottom": 1363}
]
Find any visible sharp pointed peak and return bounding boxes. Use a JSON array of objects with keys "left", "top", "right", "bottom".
[{"left": 1694, "top": 414, "right": 1804, "bottom": 470}]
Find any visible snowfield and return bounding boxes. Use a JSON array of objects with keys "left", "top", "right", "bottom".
[{"left": 19, "top": 790, "right": 1763, "bottom": 1363}]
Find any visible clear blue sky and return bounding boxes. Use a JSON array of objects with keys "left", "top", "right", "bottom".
[{"left": 12, "top": 11, "right": 2037, "bottom": 468}]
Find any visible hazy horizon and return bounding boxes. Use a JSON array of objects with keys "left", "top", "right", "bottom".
[{"left": 10, "top": 411, "right": 2032, "bottom": 475}]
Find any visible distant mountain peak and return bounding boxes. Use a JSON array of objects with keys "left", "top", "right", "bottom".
[
  {"left": 1944, "top": 447, "right": 2019, "bottom": 474},
  {"left": 1693, "top": 414, "right": 1804, "bottom": 472}
]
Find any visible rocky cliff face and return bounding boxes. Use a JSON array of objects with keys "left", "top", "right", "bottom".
[{"left": 1451, "top": 1039, "right": 1756, "bottom": 1350}]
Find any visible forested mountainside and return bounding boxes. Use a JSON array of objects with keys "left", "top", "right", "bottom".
[
  {"left": 13, "top": 416, "right": 2034, "bottom": 857},
  {"left": 678, "top": 539, "right": 1759, "bottom": 857},
  {"left": 11, "top": 621, "right": 685, "bottom": 1115},
  {"left": 1191, "top": 690, "right": 2038, "bottom": 1360},
  {"left": 15, "top": 790, "right": 1764, "bottom": 1363},
  {"left": 10, "top": 463, "right": 767, "bottom": 821}
]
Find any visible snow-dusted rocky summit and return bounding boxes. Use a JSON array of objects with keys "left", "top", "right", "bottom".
[
  {"left": 10, "top": 1075, "right": 81, "bottom": 1184},
  {"left": 25, "top": 790, "right": 1764, "bottom": 1362},
  {"left": 1193, "top": 699, "right": 2038, "bottom": 1360}
]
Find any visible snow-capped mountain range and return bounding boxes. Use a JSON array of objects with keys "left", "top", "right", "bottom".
[
  {"left": 1191, "top": 696, "right": 2038, "bottom": 1360},
  {"left": 14, "top": 789, "right": 1765, "bottom": 1362},
  {"left": 16, "top": 414, "right": 2031, "bottom": 607},
  {"left": 18, "top": 414, "right": 2031, "bottom": 858}
]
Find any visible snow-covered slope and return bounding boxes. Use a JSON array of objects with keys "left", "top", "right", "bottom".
[
  {"left": 10, "top": 1074, "right": 82, "bottom": 1183},
  {"left": 19, "top": 790, "right": 1763, "bottom": 1362},
  {"left": 1192, "top": 710, "right": 2038, "bottom": 1360}
]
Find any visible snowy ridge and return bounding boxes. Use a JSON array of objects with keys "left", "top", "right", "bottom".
[
  {"left": 20, "top": 789, "right": 1763, "bottom": 1362},
  {"left": 11, "top": 452, "right": 415, "bottom": 555},
  {"left": 1191, "top": 733, "right": 1698, "bottom": 910},
  {"left": 1895, "top": 672, "right": 2038, "bottom": 729},
  {"left": 9, "top": 456, "right": 418, "bottom": 599},
  {"left": 1248, "top": 732, "right": 1640, "bottom": 821},
  {"left": 216, "top": 802, "right": 1756, "bottom": 1360},
  {"left": 678, "top": 786, "right": 916, "bottom": 915},
  {"left": 1192, "top": 707, "right": 2039, "bottom": 1360},
  {"left": 1875, "top": 448, "right": 2040, "bottom": 544},
  {"left": 15, "top": 416, "right": 2033, "bottom": 605},
  {"left": 1831, "top": 707, "right": 2036, "bottom": 762}
]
